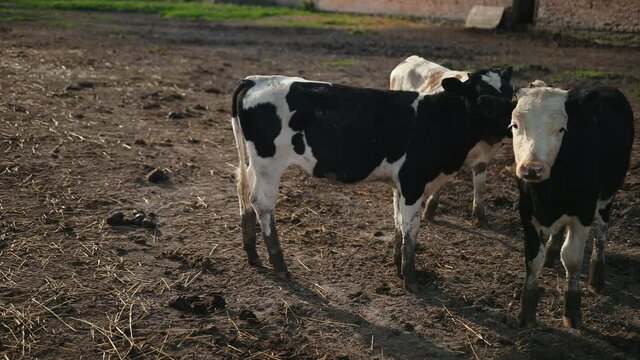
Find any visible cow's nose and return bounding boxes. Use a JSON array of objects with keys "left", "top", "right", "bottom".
[{"left": 520, "top": 162, "right": 544, "bottom": 181}]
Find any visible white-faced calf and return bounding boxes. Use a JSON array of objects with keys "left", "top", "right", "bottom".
[
  {"left": 390, "top": 55, "right": 513, "bottom": 225},
  {"left": 231, "top": 72, "right": 512, "bottom": 292},
  {"left": 498, "top": 82, "right": 634, "bottom": 328}
]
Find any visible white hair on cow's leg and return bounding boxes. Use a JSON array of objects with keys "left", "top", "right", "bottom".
[
  {"left": 560, "top": 217, "right": 590, "bottom": 328},
  {"left": 526, "top": 242, "right": 546, "bottom": 289},
  {"left": 398, "top": 192, "right": 424, "bottom": 293},
  {"left": 561, "top": 218, "right": 590, "bottom": 286},
  {"left": 471, "top": 163, "right": 487, "bottom": 222},
  {"left": 392, "top": 189, "right": 403, "bottom": 276},
  {"left": 589, "top": 197, "right": 612, "bottom": 292}
]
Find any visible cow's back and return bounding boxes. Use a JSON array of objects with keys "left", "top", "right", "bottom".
[
  {"left": 566, "top": 85, "right": 634, "bottom": 199},
  {"left": 390, "top": 55, "right": 467, "bottom": 94}
]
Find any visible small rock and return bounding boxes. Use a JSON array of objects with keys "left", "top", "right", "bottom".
[
  {"left": 148, "top": 168, "right": 169, "bottom": 183},
  {"left": 402, "top": 322, "right": 415, "bottom": 332},
  {"left": 187, "top": 137, "right": 201, "bottom": 144},
  {"left": 78, "top": 81, "right": 94, "bottom": 88},
  {"left": 374, "top": 230, "right": 384, "bottom": 237},
  {"left": 167, "top": 111, "right": 186, "bottom": 120},
  {"left": 106, "top": 211, "right": 127, "bottom": 226},
  {"left": 134, "top": 139, "right": 146, "bottom": 145},
  {"left": 142, "top": 102, "right": 160, "bottom": 110},
  {"left": 13, "top": 105, "right": 27, "bottom": 113},
  {"left": 375, "top": 284, "right": 391, "bottom": 295},
  {"left": 239, "top": 309, "right": 259, "bottom": 325},
  {"left": 168, "top": 293, "right": 226, "bottom": 314},
  {"left": 193, "top": 104, "right": 207, "bottom": 111},
  {"left": 132, "top": 212, "right": 146, "bottom": 226},
  {"left": 65, "top": 84, "right": 82, "bottom": 91},
  {"left": 141, "top": 217, "right": 157, "bottom": 229},
  {"left": 204, "top": 86, "right": 222, "bottom": 94}
]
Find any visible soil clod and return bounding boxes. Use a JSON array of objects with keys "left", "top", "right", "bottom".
[
  {"left": 168, "top": 293, "right": 226, "bottom": 314},
  {"left": 148, "top": 168, "right": 169, "bottom": 183}
]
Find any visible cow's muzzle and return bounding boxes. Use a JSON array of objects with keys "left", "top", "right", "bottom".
[{"left": 519, "top": 162, "right": 545, "bottom": 182}]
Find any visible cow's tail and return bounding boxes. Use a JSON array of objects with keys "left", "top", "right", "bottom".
[{"left": 231, "top": 79, "right": 255, "bottom": 213}]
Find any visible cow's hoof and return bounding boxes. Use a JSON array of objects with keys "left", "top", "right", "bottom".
[
  {"left": 563, "top": 290, "right": 581, "bottom": 329},
  {"left": 562, "top": 315, "right": 581, "bottom": 329},
  {"left": 275, "top": 271, "right": 291, "bottom": 280},
  {"left": 247, "top": 256, "right": 262, "bottom": 266},
  {"left": 404, "top": 281, "right": 420, "bottom": 293},
  {"left": 518, "top": 312, "right": 538, "bottom": 329},
  {"left": 423, "top": 205, "right": 437, "bottom": 222},
  {"left": 588, "top": 260, "right": 605, "bottom": 293},
  {"left": 473, "top": 216, "right": 488, "bottom": 228},
  {"left": 587, "top": 283, "right": 603, "bottom": 294},
  {"left": 543, "top": 256, "right": 556, "bottom": 268}
]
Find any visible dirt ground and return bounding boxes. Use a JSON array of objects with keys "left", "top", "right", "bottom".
[{"left": 1, "top": 9, "right": 639, "bottom": 360}]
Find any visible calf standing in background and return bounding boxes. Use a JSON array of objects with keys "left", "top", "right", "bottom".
[
  {"left": 506, "top": 82, "right": 634, "bottom": 328},
  {"left": 390, "top": 55, "right": 513, "bottom": 224},
  {"left": 231, "top": 72, "right": 512, "bottom": 292}
]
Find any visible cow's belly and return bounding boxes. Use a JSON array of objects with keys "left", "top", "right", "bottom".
[
  {"left": 531, "top": 214, "right": 573, "bottom": 237},
  {"left": 463, "top": 140, "right": 500, "bottom": 169}
]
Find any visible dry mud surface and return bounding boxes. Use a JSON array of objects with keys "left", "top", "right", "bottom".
[{"left": 1, "top": 10, "right": 639, "bottom": 360}]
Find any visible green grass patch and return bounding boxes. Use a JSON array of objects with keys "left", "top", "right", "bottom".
[
  {"left": 7, "top": 0, "right": 313, "bottom": 20},
  {"left": 327, "top": 59, "right": 356, "bottom": 68},
  {"left": 6, "top": 0, "right": 418, "bottom": 29},
  {"left": 551, "top": 69, "right": 623, "bottom": 83},
  {"left": 0, "top": 6, "right": 36, "bottom": 21}
]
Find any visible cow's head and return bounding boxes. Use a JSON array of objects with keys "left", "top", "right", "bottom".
[
  {"left": 441, "top": 67, "right": 515, "bottom": 139},
  {"left": 510, "top": 86, "right": 569, "bottom": 182}
]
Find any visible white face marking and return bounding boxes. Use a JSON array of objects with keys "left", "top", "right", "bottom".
[
  {"left": 481, "top": 72, "right": 502, "bottom": 92},
  {"left": 511, "top": 87, "right": 569, "bottom": 181}
]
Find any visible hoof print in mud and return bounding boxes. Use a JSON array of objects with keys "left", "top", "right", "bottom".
[{"left": 168, "top": 293, "right": 226, "bottom": 315}]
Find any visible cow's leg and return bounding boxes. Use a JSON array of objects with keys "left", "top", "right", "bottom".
[
  {"left": 393, "top": 189, "right": 403, "bottom": 277},
  {"left": 589, "top": 198, "right": 611, "bottom": 293},
  {"left": 560, "top": 219, "right": 590, "bottom": 328},
  {"left": 471, "top": 162, "right": 488, "bottom": 226},
  {"left": 518, "top": 220, "right": 545, "bottom": 328},
  {"left": 422, "top": 190, "right": 440, "bottom": 221},
  {"left": 237, "top": 164, "right": 260, "bottom": 265},
  {"left": 399, "top": 193, "right": 424, "bottom": 293},
  {"left": 250, "top": 166, "right": 289, "bottom": 279},
  {"left": 543, "top": 227, "right": 565, "bottom": 268}
]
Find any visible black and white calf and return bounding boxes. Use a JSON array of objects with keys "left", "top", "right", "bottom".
[
  {"left": 504, "top": 82, "right": 634, "bottom": 328},
  {"left": 390, "top": 55, "right": 513, "bottom": 224},
  {"left": 231, "top": 72, "right": 512, "bottom": 292}
]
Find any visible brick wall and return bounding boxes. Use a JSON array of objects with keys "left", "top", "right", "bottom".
[
  {"left": 314, "top": 0, "right": 512, "bottom": 22},
  {"left": 536, "top": 0, "right": 640, "bottom": 33},
  {"left": 227, "top": 0, "right": 640, "bottom": 33}
]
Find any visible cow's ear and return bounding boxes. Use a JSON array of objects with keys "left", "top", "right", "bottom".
[
  {"left": 441, "top": 78, "right": 466, "bottom": 95},
  {"left": 500, "top": 66, "right": 513, "bottom": 82}
]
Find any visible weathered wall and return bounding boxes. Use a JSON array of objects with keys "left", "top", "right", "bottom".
[
  {"left": 314, "top": 0, "right": 512, "bottom": 22},
  {"left": 536, "top": 0, "right": 640, "bottom": 33},
  {"left": 223, "top": 0, "right": 640, "bottom": 33}
]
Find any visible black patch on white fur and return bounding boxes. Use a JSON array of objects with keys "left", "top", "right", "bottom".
[{"left": 292, "top": 133, "right": 305, "bottom": 155}]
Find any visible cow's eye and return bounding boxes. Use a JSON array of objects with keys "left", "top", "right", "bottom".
[
  {"left": 508, "top": 123, "right": 518, "bottom": 130},
  {"left": 559, "top": 127, "right": 567, "bottom": 133}
]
